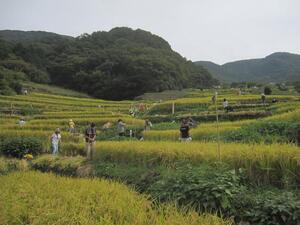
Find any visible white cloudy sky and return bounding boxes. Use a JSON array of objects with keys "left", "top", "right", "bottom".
[{"left": 0, "top": 0, "right": 299, "bottom": 64}]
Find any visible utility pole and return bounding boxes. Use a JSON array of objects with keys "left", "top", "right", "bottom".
[{"left": 214, "top": 91, "right": 221, "bottom": 161}]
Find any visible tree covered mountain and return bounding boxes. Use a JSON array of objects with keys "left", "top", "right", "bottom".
[
  {"left": 0, "top": 28, "right": 217, "bottom": 99},
  {"left": 195, "top": 52, "right": 300, "bottom": 83}
]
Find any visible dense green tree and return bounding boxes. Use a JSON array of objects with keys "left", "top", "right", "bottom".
[
  {"left": 264, "top": 86, "right": 272, "bottom": 95},
  {"left": 0, "top": 28, "right": 218, "bottom": 99},
  {"left": 294, "top": 81, "right": 300, "bottom": 93}
]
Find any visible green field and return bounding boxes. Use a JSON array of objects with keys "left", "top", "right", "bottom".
[{"left": 0, "top": 88, "right": 300, "bottom": 225}]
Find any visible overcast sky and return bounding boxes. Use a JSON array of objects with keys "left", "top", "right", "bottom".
[{"left": 0, "top": 0, "right": 299, "bottom": 64}]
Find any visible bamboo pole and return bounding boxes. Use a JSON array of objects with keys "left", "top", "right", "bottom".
[
  {"left": 214, "top": 91, "right": 221, "bottom": 161},
  {"left": 172, "top": 101, "right": 175, "bottom": 115}
]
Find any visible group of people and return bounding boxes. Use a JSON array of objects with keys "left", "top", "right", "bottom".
[
  {"left": 50, "top": 122, "right": 96, "bottom": 159},
  {"left": 50, "top": 119, "right": 133, "bottom": 159},
  {"left": 214, "top": 94, "right": 273, "bottom": 113},
  {"left": 27, "top": 92, "right": 278, "bottom": 159}
]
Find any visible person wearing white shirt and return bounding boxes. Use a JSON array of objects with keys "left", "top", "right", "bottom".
[
  {"left": 223, "top": 98, "right": 232, "bottom": 113},
  {"left": 51, "top": 128, "right": 61, "bottom": 155}
]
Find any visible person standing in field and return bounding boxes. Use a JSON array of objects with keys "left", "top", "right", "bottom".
[
  {"left": 211, "top": 95, "right": 216, "bottom": 104},
  {"left": 51, "top": 128, "right": 61, "bottom": 155},
  {"left": 223, "top": 98, "right": 229, "bottom": 112},
  {"left": 69, "top": 119, "right": 75, "bottom": 133},
  {"left": 144, "top": 119, "right": 153, "bottom": 131},
  {"left": 117, "top": 119, "right": 126, "bottom": 137},
  {"left": 85, "top": 123, "right": 96, "bottom": 160},
  {"left": 18, "top": 116, "right": 26, "bottom": 126},
  {"left": 261, "top": 93, "right": 266, "bottom": 104},
  {"left": 179, "top": 119, "right": 192, "bottom": 142},
  {"left": 223, "top": 98, "right": 233, "bottom": 112}
]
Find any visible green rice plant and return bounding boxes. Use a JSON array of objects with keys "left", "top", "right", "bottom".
[{"left": 0, "top": 171, "right": 232, "bottom": 225}]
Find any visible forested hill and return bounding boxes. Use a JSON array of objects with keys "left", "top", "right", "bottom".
[
  {"left": 195, "top": 52, "right": 300, "bottom": 83},
  {"left": 0, "top": 30, "right": 73, "bottom": 42},
  {"left": 0, "top": 28, "right": 217, "bottom": 100}
]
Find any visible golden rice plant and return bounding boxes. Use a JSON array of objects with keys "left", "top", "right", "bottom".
[
  {"left": 266, "top": 109, "right": 300, "bottom": 121},
  {"left": 0, "top": 171, "right": 231, "bottom": 225},
  {"left": 91, "top": 141, "right": 300, "bottom": 185},
  {"left": 29, "top": 117, "right": 144, "bottom": 126},
  {"left": 0, "top": 157, "right": 28, "bottom": 174},
  {"left": 143, "top": 120, "right": 250, "bottom": 141}
]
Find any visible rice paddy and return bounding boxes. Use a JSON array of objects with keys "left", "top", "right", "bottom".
[{"left": 0, "top": 87, "right": 299, "bottom": 224}]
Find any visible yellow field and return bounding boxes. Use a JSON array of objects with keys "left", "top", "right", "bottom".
[
  {"left": 0, "top": 89, "right": 299, "bottom": 224},
  {"left": 0, "top": 171, "right": 231, "bottom": 225}
]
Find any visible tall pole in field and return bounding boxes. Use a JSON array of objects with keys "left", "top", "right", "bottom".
[
  {"left": 172, "top": 101, "right": 175, "bottom": 115},
  {"left": 214, "top": 91, "right": 221, "bottom": 161}
]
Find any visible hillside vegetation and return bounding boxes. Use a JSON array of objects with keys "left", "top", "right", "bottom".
[
  {"left": 0, "top": 28, "right": 217, "bottom": 99},
  {"left": 195, "top": 52, "right": 300, "bottom": 82}
]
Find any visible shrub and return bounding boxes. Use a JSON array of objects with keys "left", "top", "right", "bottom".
[
  {"left": 148, "top": 165, "right": 243, "bottom": 213},
  {"left": 224, "top": 122, "right": 300, "bottom": 144},
  {"left": 293, "top": 81, "right": 300, "bottom": 93},
  {"left": 264, "top": 86, "right": 272, "bottom": 95},
  {"left": 0, "top": 137, "right": 43, "bottom": 158},
  {"left": 233, "top": 190, "right": 300, "bottom": 225}
]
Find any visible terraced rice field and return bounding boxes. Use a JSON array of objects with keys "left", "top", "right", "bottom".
[{"left": 0, "top": 88, "right": 299, "bottom": 224}]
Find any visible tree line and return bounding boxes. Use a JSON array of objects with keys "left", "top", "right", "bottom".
[{"left": 0, "top": 27, "right": 218, "bottom": 99}]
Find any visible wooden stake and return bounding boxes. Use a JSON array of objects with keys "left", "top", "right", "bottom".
[{"left": 172, "top": 102, "right": 175, "bottom": 115}]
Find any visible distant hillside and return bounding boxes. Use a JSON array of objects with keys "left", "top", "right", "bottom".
[
  {"left": 0, "top": 28, "right": 217, "bottom": 100},
  {"left": 0, "top": 30, "right": 73, "bottom": 42},
  {"left": 195, "top": 52, "right": 300, "bottom": 83}
]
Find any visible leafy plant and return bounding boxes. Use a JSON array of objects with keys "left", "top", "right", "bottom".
[
  {"left": 0, "top": 137, "right": 43, "bottom": 158},
  {"left": 148, "top": 165, "right": 243, "bottom": 213},
  {"left": 233, "top": 190, "right": 300, "bottom": 225}
]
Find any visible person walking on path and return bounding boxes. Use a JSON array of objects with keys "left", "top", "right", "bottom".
[
  {"left": 51, "top": 128, "right": 61, "bottom": 155},
  {"left": 117, "top": 119, "right": 126, "bottom": 137},
  {"left": 85, "top": 123, "right": 96, "bottom": 160},
  {"left": 179, "top": 119, "right": 192, "bottom": 142},
  {"left": 69, "top": 119, "right": 75, "bottom": 133}
]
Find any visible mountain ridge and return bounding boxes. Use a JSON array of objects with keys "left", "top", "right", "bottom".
[{"left": 195, "top": 52, "right": 300, "bottom": 83}]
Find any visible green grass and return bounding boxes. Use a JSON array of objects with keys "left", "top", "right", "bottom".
[{"left": 23, "top": 82, "right": 91, "bottom": 98}]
